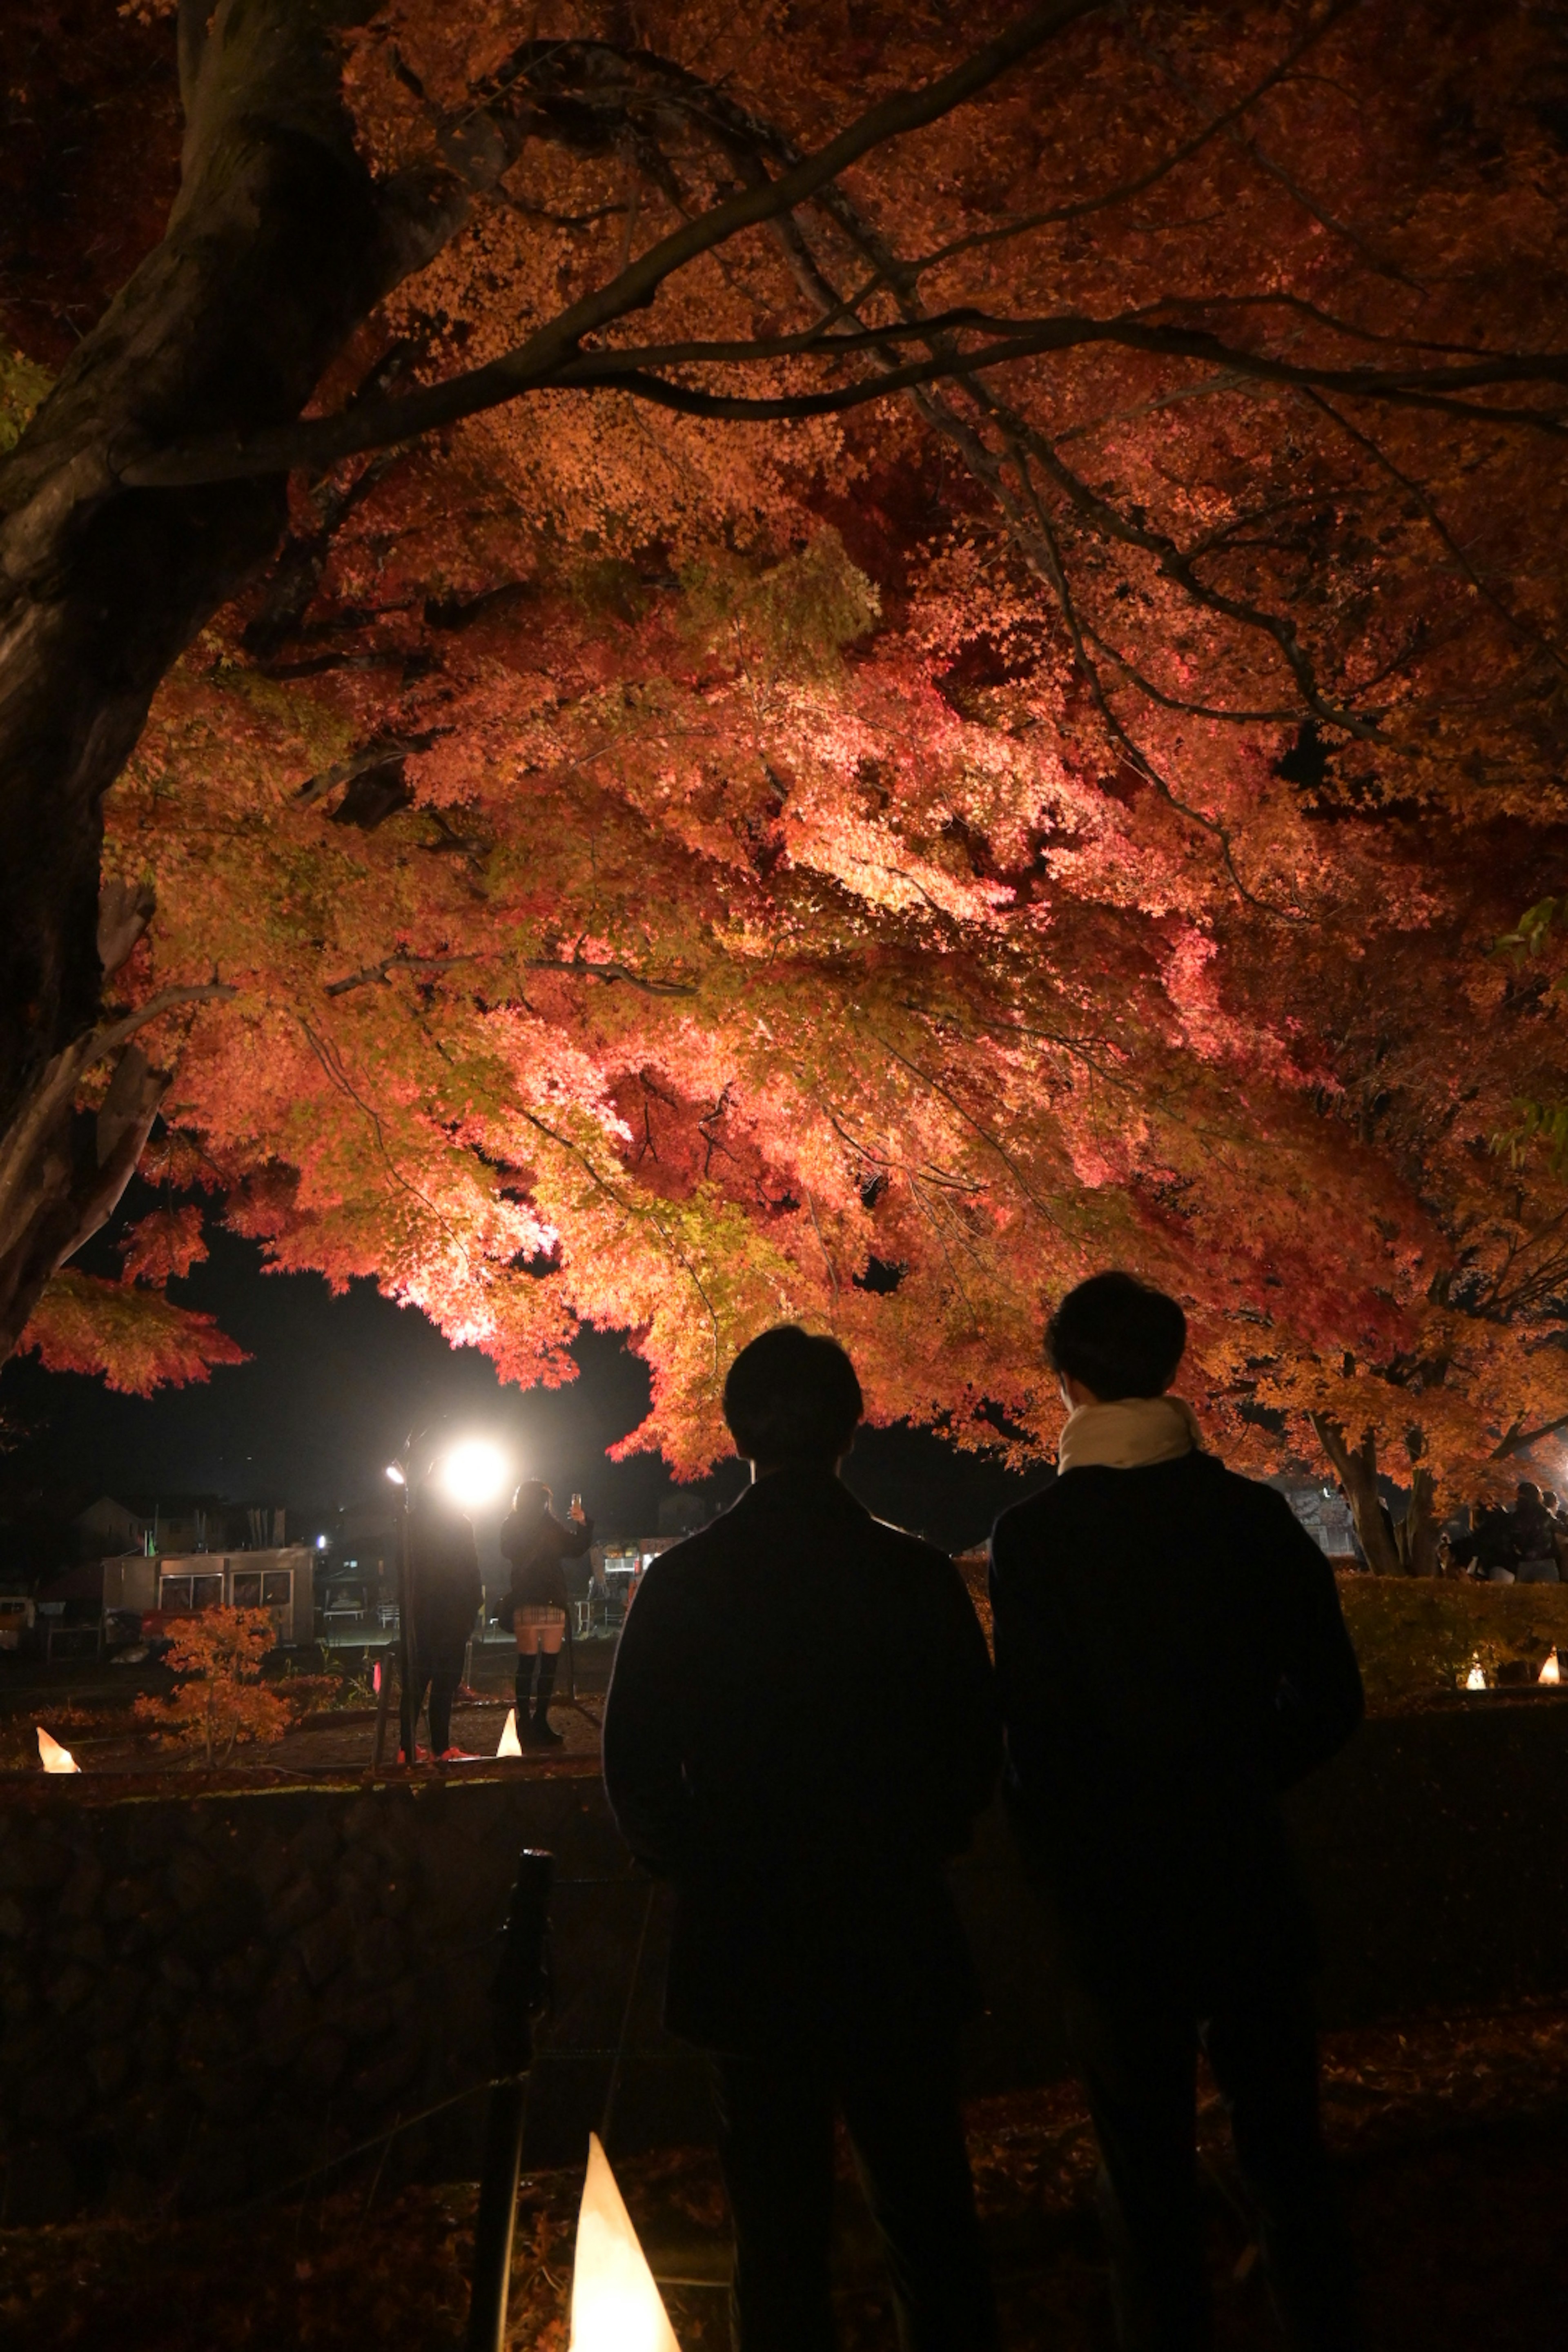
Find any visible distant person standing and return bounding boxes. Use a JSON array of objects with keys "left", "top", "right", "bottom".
[
  {"left": 1511, "top": 1481, "right": 1560, "bottom": 1584},
  {"left": 1546, "top": 1492, "right": 1568, "bottom": 1581},
  {"left": 1450, "top": 1498, "right": 1517, "bottom": 1581},
  {"left": 407, "top": 1467, "right": 484, "bottom": 1763},
  {"left": 991, "top": 1272, "right": 1364, "bottom": 2352},
  {"left": 499, "top": 1482, "right": 593, "bottom": 1746}
]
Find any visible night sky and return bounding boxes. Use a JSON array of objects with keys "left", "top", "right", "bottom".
[{"left": 0, "top": 1186, "right": 1045, "bottom": 1556}]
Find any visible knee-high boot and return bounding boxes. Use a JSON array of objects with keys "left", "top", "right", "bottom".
[
  {"left": 528, "top": 1650, "right": 564, "bottom": 1746},
  {"left": 514, "top": 1651, "right": 537, "bottom": 1729}
]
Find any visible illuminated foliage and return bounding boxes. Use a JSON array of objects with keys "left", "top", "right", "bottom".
[
  {"left": 5, "top": 2, "right": 1568, "bottom": 1508},
  {"left": 134, "top": 1607, "right": 292, "bottom": 1766}
]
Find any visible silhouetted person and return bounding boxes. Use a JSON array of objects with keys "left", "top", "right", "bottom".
[
  {"left": 603, "top": 1325, "right": 1001, "bottom": 2352},
  {"left": 1450, "top": 1498, "right": 1515, "bottom": 1580},
  {"left": 1511, "top": 1481, "right": 1559, "bottom": 1583},
  {"left": 991, "top": 1272, "right": 1363, "bottom": 2352},
  {"left": 407, "top": 1470, "right": 483, "bottom": 1762},
  {"left": 1546, "top": 1492, "right": 1568, "bottom": 1579},
  {"left": 498, "top": 1481, "right": 593, "bottom": 1746}
]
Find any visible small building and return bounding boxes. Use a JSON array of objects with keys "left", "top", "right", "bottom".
[
  {"left": 102, "top": 1546, "right": 315, "bottom": 1647},
  {"left": 71, "top": 1495, "right": 146, "bottom": 1559},
  {"left": 1283, "top": 1486, "right": 1360, "bottom": 1560}
]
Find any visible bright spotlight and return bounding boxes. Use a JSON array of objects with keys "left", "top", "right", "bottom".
[
  {"left": 440, "top": 1439, "right": 509, "bottom": 1511},
  {"left": 385, "top": 1463, "right": 406, "bottom": 1486}
]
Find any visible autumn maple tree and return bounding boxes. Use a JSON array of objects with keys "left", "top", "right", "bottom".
[
  {"left": 134, "top": 1606, "right": 292, "bottom": 1767},
  {"left": 4, "top": 0, "right": 1568, "bottom": 1552}
]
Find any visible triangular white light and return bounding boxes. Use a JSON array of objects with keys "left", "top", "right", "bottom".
[
  {"left": 569, "top": 2130, "right": 680, "bottom": 2352},
  {"left": 38, "top": 1726, "right": 80, "bottom": 1773}
]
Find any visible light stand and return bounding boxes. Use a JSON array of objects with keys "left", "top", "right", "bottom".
[
  {"left": 464, "top": 1847, "right": 553, "bottom": 2352},
  {"left": 394, "top": 1464, "right": 418, "bottom": 1767}
]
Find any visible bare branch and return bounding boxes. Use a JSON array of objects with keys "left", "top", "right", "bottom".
[
  {"left": 294, "top": 732, "right": 447, "bottom": 810},
  {"left": 526, "top": 955, "right": 697, "bottom": 997},
  {"left": 89, "top": 985, "right": 237, "bottom": 1067},
  {"left": 893, "top": 0, "right": 1363, "bottom": 282},
  {"left": 122, "top": 0, "right": 1107, "bottom": 488},
  {"left": 324, "top": 953, "right": 477, "bottom": 998},
  {"left": 122, "top": 306, "right": 1568, "bottom": 485}
]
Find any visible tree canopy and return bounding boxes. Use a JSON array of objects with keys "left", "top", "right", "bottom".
[{"left": 4, "top": 0, "right": 1568, "bottom": 1516}]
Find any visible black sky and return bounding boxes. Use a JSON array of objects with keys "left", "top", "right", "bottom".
[{"left": 0, "top": 1193, "right": 1045, "bottom": 1552}]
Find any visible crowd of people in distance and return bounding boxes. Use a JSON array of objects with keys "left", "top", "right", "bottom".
[{"left": 1444, "top": 1481, "right": 1568, "bottom": 1584}]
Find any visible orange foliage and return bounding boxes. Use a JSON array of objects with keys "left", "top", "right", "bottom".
[
  {"left": 11, "top": 2, "right": 1568, "bottom": 1499},
  {"left": 20, "top": 1270, "right": 247, "bottom": 1395},
  {"left": 119, "top": 1203, "right": 208, "bottom": 1285},
  {"left": 135, "top": 1607, "right": 292, "bottom": 1766}
]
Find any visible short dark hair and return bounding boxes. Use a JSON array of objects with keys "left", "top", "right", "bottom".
[
  {"left": 513, "top": 1480, "right": 552, "bottom": 1515},
  {"left": 1045, "top": 1271, "right": 1186, "bottom": 1400},
  {"left": 723, "top": 1325, "right": 864, "bottom": 1463}
]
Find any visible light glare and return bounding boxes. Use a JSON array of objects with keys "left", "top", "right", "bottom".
[
  {"left": 440, "top": 1438, "right": 508, "bottom": 1511},
  {"left": 385, "top": 1463, "right": 405, "bottom": 1485}
]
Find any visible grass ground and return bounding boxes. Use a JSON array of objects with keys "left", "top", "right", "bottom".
[{"left": 3, "top": 2005, "right": 1565, "bottom": 2351}]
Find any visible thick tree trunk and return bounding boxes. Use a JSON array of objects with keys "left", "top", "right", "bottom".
[
  {"left": 1392, "top": 1463, "right": 1441, "bottom": 1577},
  {"left": 1310, "top": 1414, "right": 1404, "bottom": 1575},
  {"left": 0, "top": 0, "right": 470, "bottom": 1356}
]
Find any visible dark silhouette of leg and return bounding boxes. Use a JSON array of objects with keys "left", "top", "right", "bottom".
[
  {"left": 834, "top": 2020, "right": 999, "bottom": 2352},
  {"left": 1202, "top": 1982, "right": 1361, "bottom": 2352},
  {"left": 514, "top": 1649, "right": 537, "bottom": 1721},
  {"left": 710, "top": 2049, "right": 836, "bottom": 2352},
  {"left": 1068, "top": 1975, "right": 1209, "bottom": 2350},
  {"left": 404, "top": 1671, "right": 432, "bottom": 1761},
  {"left": 428, "top": 1668, "right": 456, "bottom": 1753},
  {"left": 528, "top": 1649, "right": 564, "bottom": 1743}
]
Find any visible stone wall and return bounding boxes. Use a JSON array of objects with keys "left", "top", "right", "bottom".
[
  {"left": 3, "top": 1698, "right": 1567, "bottom": 2224},
  {"left": 0, "top": 1765, "right": 646, "bottom": 2225}
]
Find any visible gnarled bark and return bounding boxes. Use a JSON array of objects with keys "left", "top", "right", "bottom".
[
  {"left": 1311, "top": 1414, "right": 1439, "bottom": 1576},
  {"left": 0, "top": 0, "right": 474, "bottom": 1354},
  {"left": 1310, "top": 1414, "right": 1403, "bottom": 1576}
]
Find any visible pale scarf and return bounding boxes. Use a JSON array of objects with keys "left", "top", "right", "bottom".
[{"left": 1056, "top": 1394, "right": 1201, "bottom": 1474}]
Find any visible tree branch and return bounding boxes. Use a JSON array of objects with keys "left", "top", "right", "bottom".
[
  {"left": 526, "top": 956, "right": 697, "bottom": 996},
  {"left": 324, "top": 953, "right": 476, "bottom": 998},
  {"left": 122, "top": 310, "right": 1568, "bottom": 488},
  {"left": 121, "top": 0, "right": 1107, "bottom": 488}
]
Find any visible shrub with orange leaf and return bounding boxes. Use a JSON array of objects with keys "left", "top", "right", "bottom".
[{"left": 135, "top": 1607, "right": 292, "bottom": 1768}]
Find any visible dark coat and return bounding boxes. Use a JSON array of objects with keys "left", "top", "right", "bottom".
[
  {"left": 990, "top": 1449, "right": 1363, "bottom": 1994},
  {"left": 601, "top": 1467, "right": 1001, "bottom": 2051},
  {"left": 408, "top": 1497, "right": 483, "bottom": 1646},
  {"left": 498, "top": 1508, "right": 595, "bottom": 1613}
]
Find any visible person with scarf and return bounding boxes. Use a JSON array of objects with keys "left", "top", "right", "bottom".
[
  {"left": 990, "top": 1271, "right": 1364, "bottom": 2352},
  {"left": 498, "top": 1480, "right": 594, "bottom": 1746}
]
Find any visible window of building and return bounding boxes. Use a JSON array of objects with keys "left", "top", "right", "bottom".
[{"left": 161, "top": 1573, "right": 223, "bottom": 1613}]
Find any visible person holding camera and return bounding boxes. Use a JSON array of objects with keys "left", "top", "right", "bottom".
[{"left": 498, "top": 1481, "right": 593, "bottom": 1747}]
